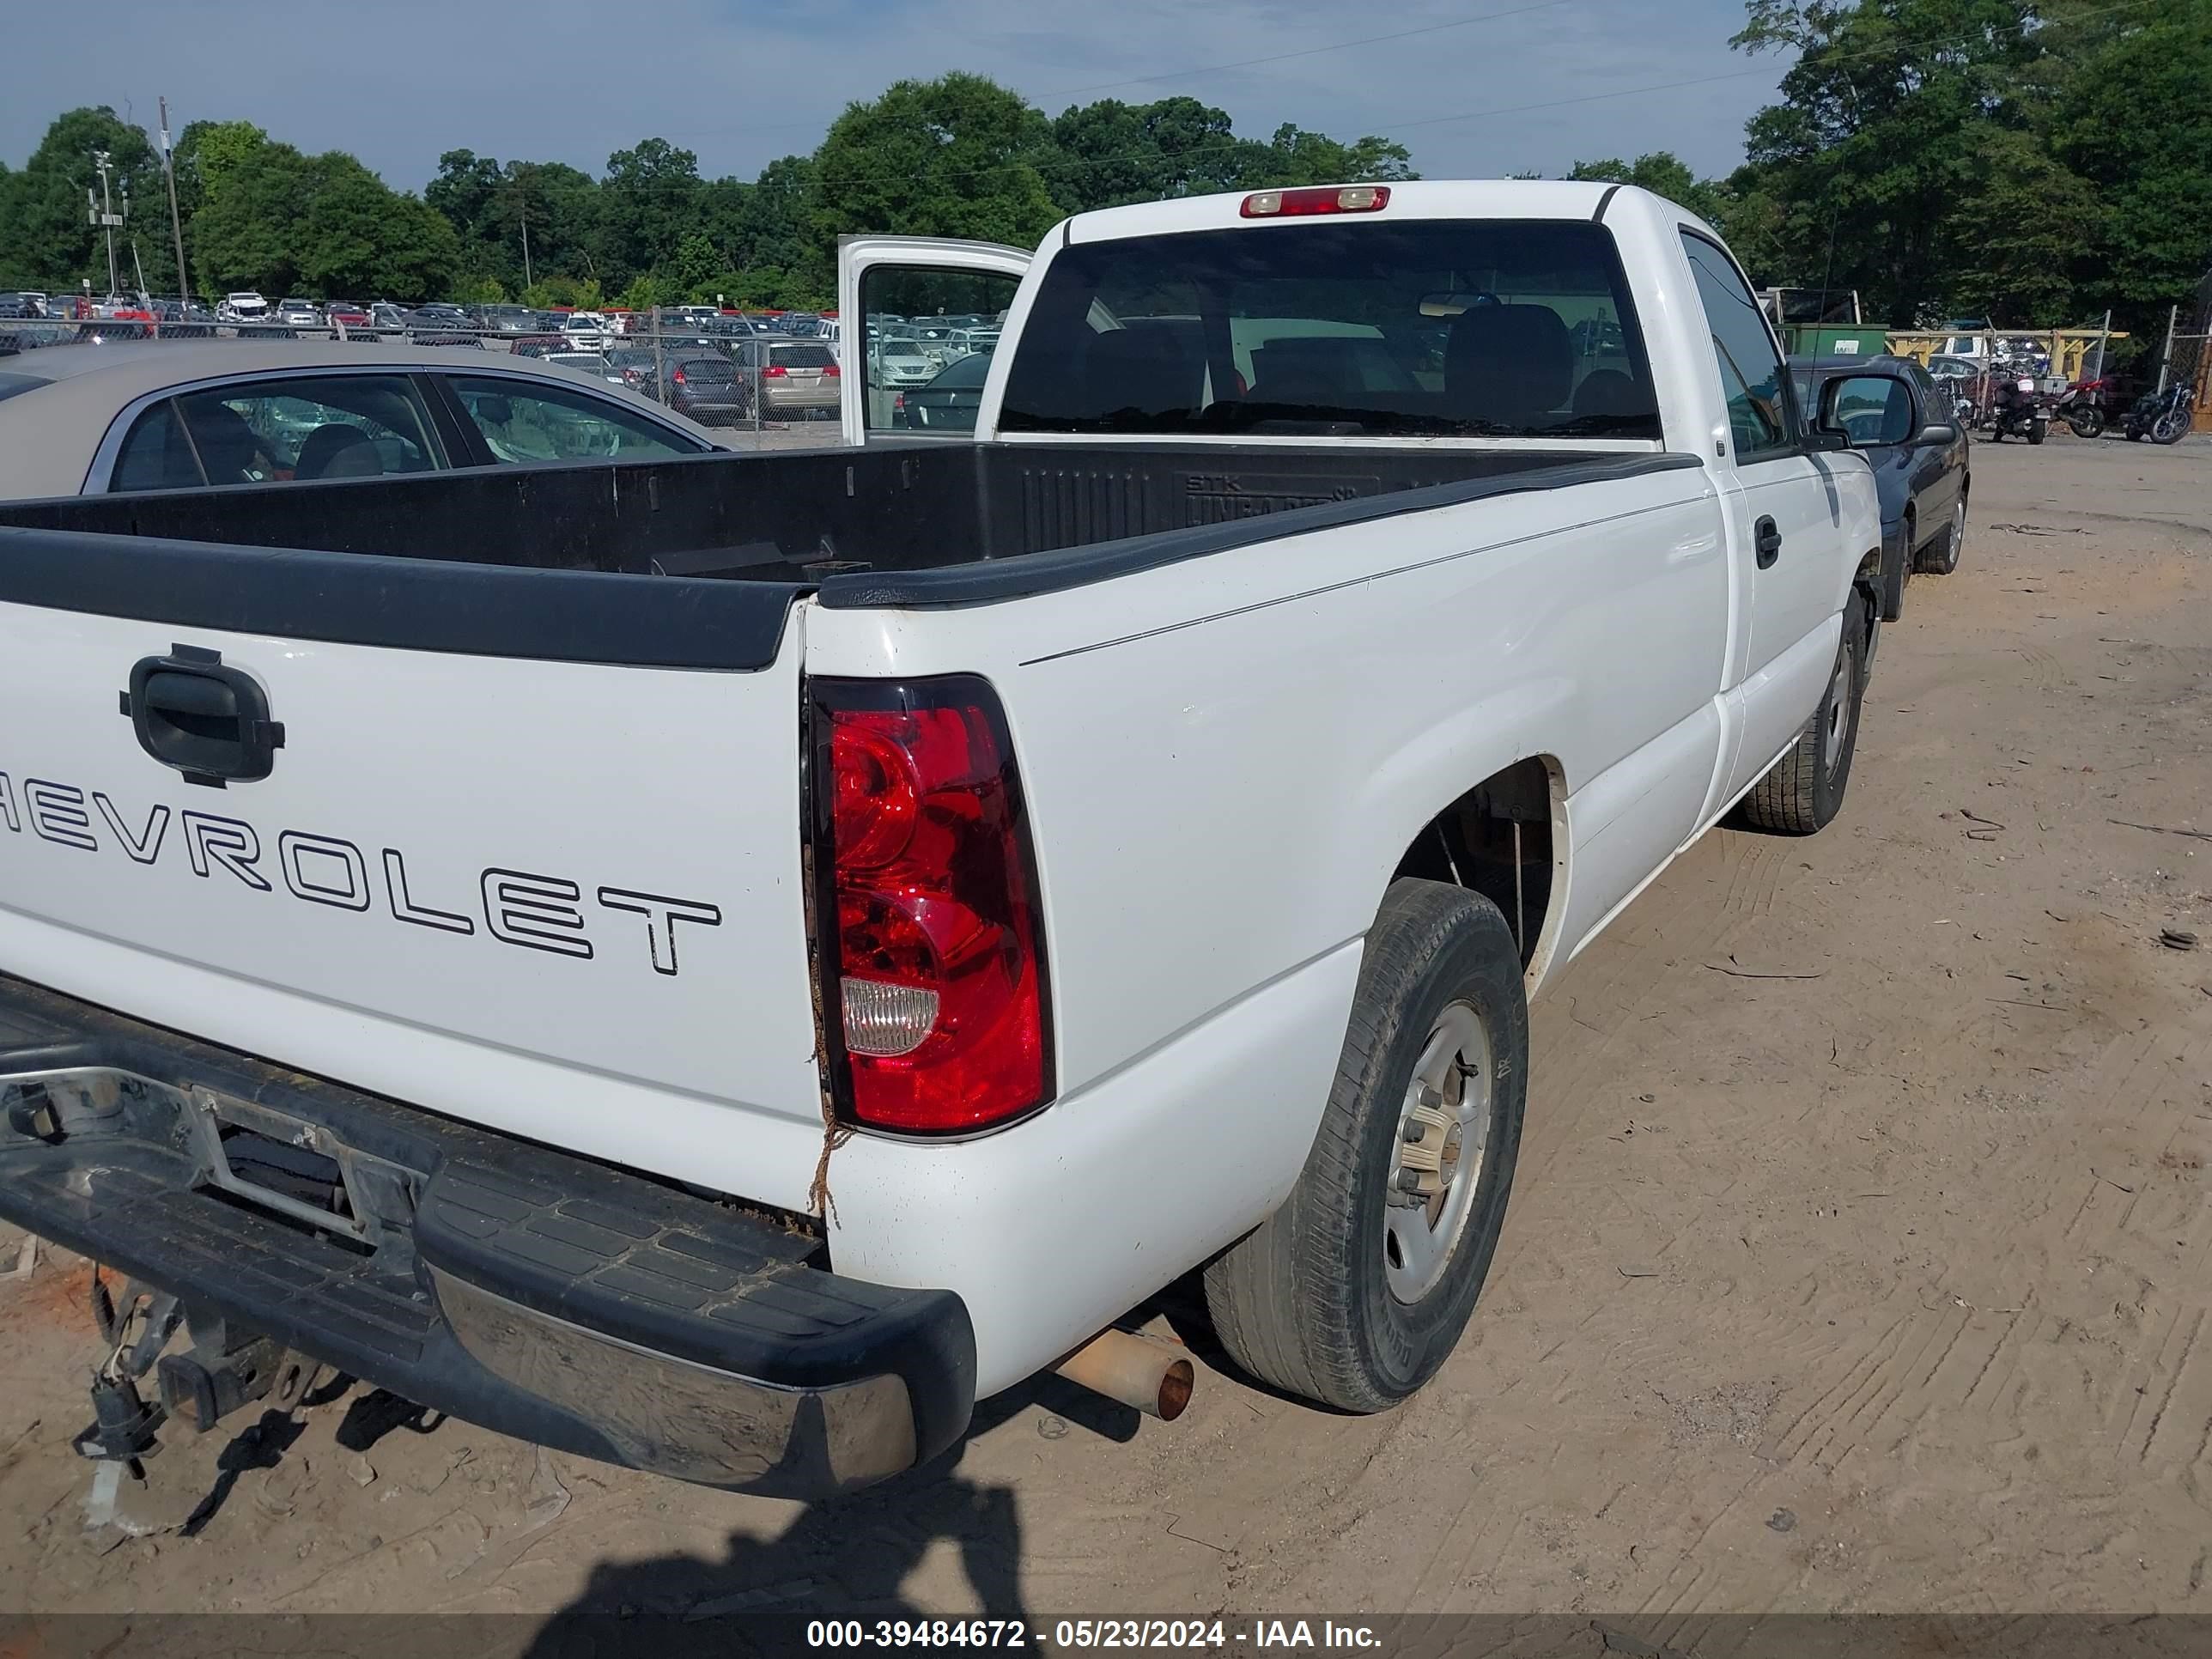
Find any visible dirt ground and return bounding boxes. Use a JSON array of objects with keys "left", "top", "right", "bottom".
[{"left": 3, "top": 434, "right": 2209, "bottom": 1629}]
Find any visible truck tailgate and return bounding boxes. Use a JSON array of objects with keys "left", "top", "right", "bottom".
[{"left": 0, "top": 543, "right": 827, "bottom": 1212}]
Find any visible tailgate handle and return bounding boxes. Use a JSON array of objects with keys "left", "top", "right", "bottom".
[{"left": 119, "top": 646, "right": 284, "bottom": 787}]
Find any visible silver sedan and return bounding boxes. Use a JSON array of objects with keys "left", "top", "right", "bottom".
[{"left": 0, "top": 339, "right": 731, "bottom": 500}]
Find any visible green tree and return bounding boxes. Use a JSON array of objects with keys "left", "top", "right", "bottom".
[
  {"left": 1226, "top": 124, "right": 1416, "bottom": 191},
  {"left": 599, "top": 137, "right": 702, "bottom": 284},
  {"left": 718, "top": 155, "right": 818, "bottom": 303},
  {"left": 523, "top": 274, "right": 604, "bottom": 310},
  {"left": 185, "top": 130, "right": 459, "bottom": 302},
  {"left": 812, "top": 75, "right": 1062, "bottom": 258},
  {"left": 615, "top": 271, "right": 673, "bottom": 311},
  {"left": 1566, "top": 151, "right": 1725, "bottom": 222},
  {"left": 425, "top": 148, "right": 503, "bottom": 236},
  {"left": 1048, "top": 96, "right": 1247, "bottom": 212},
  {"left": 2047, "top": 0, "right": 2212, "bottom": 325},
  {"left": 506, "top": 161, "right": 602, "bottom": 284},
  {"left": 0, "top": 106, "right": 160, "bottom": 292},
  {"left": 1729, "top": 0, "right": 2073, "bottom": 322},
  {"left": 428, "top": 152, "right": 605, "bottom": 294},
  {"left": 187, "top": 126, "right": 311, "bottom": 296},
  {"left": 288, "top": 153, "right": 459, "bottom": 301}
]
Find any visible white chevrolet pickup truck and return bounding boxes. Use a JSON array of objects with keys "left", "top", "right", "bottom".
[{"left": 0, "top": 182, "right": 1924, "bottom": 1498}]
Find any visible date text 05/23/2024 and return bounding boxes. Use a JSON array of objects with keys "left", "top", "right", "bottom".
[{"left": 805, "top": 1621, "right": 1384, "bottom": 1650}]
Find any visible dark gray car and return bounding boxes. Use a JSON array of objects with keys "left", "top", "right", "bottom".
[
  {"left": 895, "top": 350, "right": 988, "bottom": 432},
  {"left": 1791, "top": 355, "right": 1971, "bottom": 622}
]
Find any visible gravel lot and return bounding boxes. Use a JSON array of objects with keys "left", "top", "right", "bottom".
[{"left": 3, "top": 434, "right": 2209, "bottom": 1631}]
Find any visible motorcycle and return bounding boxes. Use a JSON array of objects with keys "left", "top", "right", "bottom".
[
  {"left": 2056, "top": 375, "right": 2112, "bottom": 439},
  {"left": 1988, "top": 371, "right": 2050, "bottom": 444},
  {"left": 2122, "top": 382, "right": 2196, "bottom": 446}
]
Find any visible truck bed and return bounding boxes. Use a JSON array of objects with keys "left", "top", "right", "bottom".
[{"left": 0, "top": 443, "right": 1688, "bottom": 657}]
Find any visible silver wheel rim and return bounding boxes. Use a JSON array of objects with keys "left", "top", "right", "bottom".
[
  {"left": 1822, "top": 648, "right": 1853, "bottom": 775},
  {"left": 1384, "top": 1000, "right": 1492, "bottom": 1304},
  {"left": 1953, "top": 497, "right": 1966, "bottom": 555}
]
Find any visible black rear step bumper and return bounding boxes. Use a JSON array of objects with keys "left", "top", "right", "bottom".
[{"left": 0, "top": 972, "right": 975, "bottom": 1498}]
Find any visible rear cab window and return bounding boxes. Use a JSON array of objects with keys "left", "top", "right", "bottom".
[{"left": 997, "top": 218, "right": 1661, "bottom": 440}]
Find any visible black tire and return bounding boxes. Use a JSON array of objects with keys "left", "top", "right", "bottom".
[
  {"left": 1916, "top": 489, "right": 1965, "bottom": 576},
  {"left": 2027, "top": 420, "right": 2047, "bottom": 446},
  {"left": 2067, "top": 406, "right": 2106, "bottom": 440},
  {"left": 1737, "top": 588, "right": 1869, "bottom": 835},
  {"left": 1880, "top": 517, "right": 1910, "bottom": 623},
  {"left": 1203, "top": 879, "right": 1528, "bottom": 1413},
  {"left": 2152, "top": 410, "right": 2190, "bottom": 445}
]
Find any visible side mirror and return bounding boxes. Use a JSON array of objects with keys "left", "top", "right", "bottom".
[
  {"left": 1814, "top": 372, "right": 1917, "bottom": 449},
  {"left": 1913, "top": 420, "right": 1958, "bottom": 446}
]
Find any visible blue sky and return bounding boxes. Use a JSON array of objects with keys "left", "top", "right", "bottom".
[{"left": 3, "top": 0, "right": 1785, "bottom": 189}]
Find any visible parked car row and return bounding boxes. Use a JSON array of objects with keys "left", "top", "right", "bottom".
[
  {"left": 538, "top": 331, "right": 842, "bottom": 424},
  {"left": 1789, "top": 355, "right": 1972, "bottom": 629}
]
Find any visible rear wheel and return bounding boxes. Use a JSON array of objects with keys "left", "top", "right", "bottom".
[
  {"left": 2066, "top": 405, "right": 2106, "bottom": 440},
  {"left": 2027, "top": 419, "right": 2047, "bottom": 446},
  {"left": 1738, "top": 588, "right": 1869, "bottom": 835},
  {"left": 1204, "top": 880, "right": 1527, "bottom": 1413}
]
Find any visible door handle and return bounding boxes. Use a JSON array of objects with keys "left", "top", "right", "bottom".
[
  {"left": 119, "top": 645, "right": 284, "bottom": 787},
  {"left": 1754, "top": 515, "right": 1783, "bottom": 569}
]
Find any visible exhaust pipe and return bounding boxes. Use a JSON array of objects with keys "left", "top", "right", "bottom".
[{"left": 1055, "top": 1329, "right": 1194, "bottom": 1420}]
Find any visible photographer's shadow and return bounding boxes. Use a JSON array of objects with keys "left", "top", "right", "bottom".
[{"left": 520, "top": 1379, "right": 1133, "bottom": 1655}]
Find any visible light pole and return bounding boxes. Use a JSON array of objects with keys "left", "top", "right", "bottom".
[{"left": 90, "top": 149, "right": 121, "bottom": 298}]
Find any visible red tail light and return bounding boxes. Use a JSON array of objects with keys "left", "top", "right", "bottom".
[
  {"left": 823, "top": 362, "right": 841, "bottom": 377},
  {"left": 811, "top": 677, "right": 1051, "bottom": 1134},
  {"left": 1241, "top": 185, "right": 1390, "bottom": 218},
  {"left": 763, "top": 363, "right": 787, "bottom": 377},
  {"left": 672, "top": 367, "right": 686, "bottom": 384}
]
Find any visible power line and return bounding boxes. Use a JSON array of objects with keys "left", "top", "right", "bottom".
[
  {"left": 798, "top": 0, "right": 2172, "bottom": 191},
  {"left": 1378, "top": 0, "right": 2167, "bottom": 133},
  {"left": 656, "top": 0, "right": 1583, "bottom": 142},
  {"left": 489, "top": 0, "right": 2173, "bottom": 200},
  {"left": 990, "top": 0, "right": 1582, "bottom": 103}
]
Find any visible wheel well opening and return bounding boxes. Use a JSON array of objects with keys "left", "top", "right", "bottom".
[{"left": 1390, "top": 757, "right": 1558, "bottom": 969}]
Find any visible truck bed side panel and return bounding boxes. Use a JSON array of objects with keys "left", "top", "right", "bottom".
[{"left": 806, "top": 463, "right": 1729, "bottom": 1099}]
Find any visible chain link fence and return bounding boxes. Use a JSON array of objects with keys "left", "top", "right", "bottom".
[{"left": 2157, "top": 332, "right": 2209, "bottom": 434}]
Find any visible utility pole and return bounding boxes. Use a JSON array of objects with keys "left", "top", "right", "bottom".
[
  {"left": 160, "top": 98, "right": 191, "bottom": 305},
  {"left": 90, "top": 149, "right": 121, "bottom": 298},
  {"left": 121, "top": 179, "right": 142, "bottom": 301}
]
